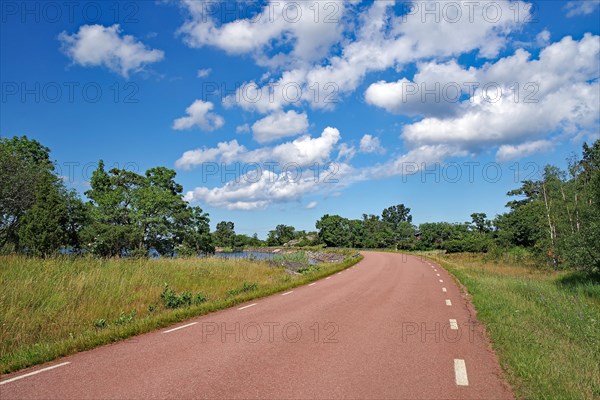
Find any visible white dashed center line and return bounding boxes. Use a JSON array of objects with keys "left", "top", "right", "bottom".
[
  {"left": 449, "top": 319, "right": 458, "bottom": 330},
  {"left": 454, "top": 359, "right": 469, "bottom": 386},
  {"left": 238, "top": 303, "right": 257, "bottom": 310},
  {"left": 0, "top": 362, "right": 71, "bottom": 385},
  {"left": 442, "top": 287, "right": 447, "bottom": 292},
  {"left": 445, "top": 299, "right": 452, "bottom": 306},
  {"left": 439, "top": 279, "right": 444, "bottom": 283},
  {"left": 436, "top": 273, "right": 440, "bottom": 276},
  {"left": 162, "top": 322, "right": 198, "bottom": 334}
]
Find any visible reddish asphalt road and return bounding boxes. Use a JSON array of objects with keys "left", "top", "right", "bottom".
[{"left": 0, "top": 252, "right": 513, "bottom": 399}]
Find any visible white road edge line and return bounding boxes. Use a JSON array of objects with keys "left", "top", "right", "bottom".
[
  {"left": 308, "top": 282, "right": 317, "bottom": 286},
  {"left": 281, "top": 291, "right": 293, "bottom": 296},
  {"left": 238, "top": 303, "right": 257, "bottom": 310},
  {"left": 449, "top": 319, "right": 459, "bottom": 330},
  {"left": 162, "top": 322, "right": 198, "bottom": 334},
  {"left": 446, "top": 299, "right": 452, "bottom": 306},
  {"left": 454, "top": 359, "right": 469, "bottom": 386},
  {"left": 326, "top": 277, "right": 331, "bottom": 280},
  {"left": 0, "top": 362, "right": 71, "bottom": 385},
  {"left": 442, "top": 287, "right": 447, "bottom": 292}
]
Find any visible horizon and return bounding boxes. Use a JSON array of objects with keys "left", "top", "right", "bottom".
[{"left": 2, "top": 0, "right": 599, "bottom": 237}]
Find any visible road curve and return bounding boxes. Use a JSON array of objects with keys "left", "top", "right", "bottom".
[{"left": 0, "top": 252, "right": 513, "bottom": 399}]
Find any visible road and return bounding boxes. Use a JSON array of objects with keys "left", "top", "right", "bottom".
[{"left": 0, "top": 252, "right": 513, "bottom": 399}]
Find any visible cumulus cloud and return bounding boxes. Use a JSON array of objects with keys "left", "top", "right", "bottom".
[
  {"left": 496, "top": 140, "right": 554, "bottom": 162},
  {"left": 251, "top": 110, "right": 309, "bottom": 143},
  {"left": 536, "top": 29, "right": 551, "bottom": 47},
  {"left": 236, "top": 124, "right": 250, "bottom": 134},
  {"left": 176, "top": 127, "right": 341, "bottom": 170},
  {"left": 59, "top": 24, "right": 164, "bottom": 78},
  {"left": 564, "top": 0, "right": 600, "bottom": 17},
  {"left": 364, "top": 34, "right": 600, "bottom": 154},
  {"left": 225, "top": 1, "right": 531, "bottom": 112},
  {"left": 359, "top": 134, "right": 385, "bottom": 154},
  {"left": 172, "top": 100, "right": 225, "bottom": 131},
  {"left": 178, "top": 0, "right": 346, "bottom": 68},
  {"left": 183, "top": 163, "right": 351, "bottom": 210}
]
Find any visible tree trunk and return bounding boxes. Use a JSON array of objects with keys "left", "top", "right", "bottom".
[{"left": 542, "top": 182, "right": 559, "bottom": 270}]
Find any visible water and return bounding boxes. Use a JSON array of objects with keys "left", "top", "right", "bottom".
[{"left": 212, "top": 251, "right": 277, "bottom": 260}]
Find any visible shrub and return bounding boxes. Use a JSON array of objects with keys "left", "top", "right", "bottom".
[{"left": 193, "top": 293, "right": 208, "bottom": 305}]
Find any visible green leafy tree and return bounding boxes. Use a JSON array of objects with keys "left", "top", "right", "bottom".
[
  {"left": 213, "top": 221, "right": 235, "bottom": 248},
  {"left": 266, "top": 224, "right": 296, "bottom": 246},
  {"left": 470, "top": 213, "right": 492, "bottom": 233},
  {"left": 18, "top": 174, "right": 68, "bottom": 256},
  {"left": 0, "top": 136, "right": 55, "bottom": 250},
  {"left": 316, "top": 214, "right": 352, "bottom": 247}
]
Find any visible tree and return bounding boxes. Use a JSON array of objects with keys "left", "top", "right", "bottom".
[
  {"left": 213, "top": 221, "right": 235, "bottom": 248},
  {"left": 316, "top": 215, "right": 352, "bottom": 247},
  {"left": 470, "top": 213, "right": 492, "bottom": 233},
  {"left": 382, "top": 204, "right": 412, "bottom": 228},
  {"left": 18, "top": 174, "right": 68, "bottom": 257},
  {"left": 267, "top": 224, "right": 296, "bottom": 246},
  {"left": 382, "top": 204, "right": 415, "bottom": 247},
  {"left": 177, "top": 206, "right": 214, "bottom": 256},
  {"left": 0, "top": 136, "right": 55, "bottom": 250},
  {"left": 83, "top": 162, "right": 211, "bottom": 257}
]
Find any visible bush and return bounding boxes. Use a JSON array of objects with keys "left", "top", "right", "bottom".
[
  {"left": 193, "top": 293, "right": 208, "bottom": 305},
  {"left": 443, "top": 235, "right": 491, "bottom": 253},
  {"left": 160, "top": 284, "right": 207, "bottom": 309}
]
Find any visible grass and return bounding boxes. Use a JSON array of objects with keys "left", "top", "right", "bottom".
[
  {"left": 414, "top": 251, "right": 600, "bottom": 400},
  {"left": 0, "top": 253, "right": 362, "bottom": 374}
]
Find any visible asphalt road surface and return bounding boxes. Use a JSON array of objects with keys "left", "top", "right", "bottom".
[{"left": 0, "top": 252, "right": 513, "bottom": 399}]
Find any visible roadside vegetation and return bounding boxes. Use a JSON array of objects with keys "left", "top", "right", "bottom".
[
  {"left": 415, "top": 251, "right": 600, "bottom": 400},
  {"left": 0, "top": 254, "right": 361, "bottom": 374},
  {"left": 1, "top": 133, "right": 598, "bottom": 400}
]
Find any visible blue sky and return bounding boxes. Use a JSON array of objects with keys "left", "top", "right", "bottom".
[{"left": 1, "top": 0, "right": 599, "bottom": 237}]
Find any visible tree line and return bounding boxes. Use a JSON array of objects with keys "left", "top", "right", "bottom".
[{"left": 1, "top": 136, "right": 598, "bottom": 273}]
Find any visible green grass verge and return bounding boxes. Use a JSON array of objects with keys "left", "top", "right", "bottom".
[
  {"left": 0, "top": 254, "right": 362, "bottom": 374},
  {"left": 413, "top": 252, "right": 600, "bottom": 400}
]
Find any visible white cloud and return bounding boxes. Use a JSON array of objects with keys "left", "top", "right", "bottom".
[
  {"left": 251, "top": 110, "right": 309, "bottom": 143},
  {"left": 178, "top": 0, "right": 346, "bottom": 68},
  {"left": 359, "top": 134, "right": 385, "bottom": 154},
  {"left": 536, "top": 29, "right": 551, "bottom": 47},
  {"left": 176, "top": 126, "right": 341, "bottom": 170},
  {"left": 59, "top": 24, "right": 164, "bottom": 78},
  {"left": 365, "top": 60, "right": 477, "bottom": 117},
  {"left": 496, "top": 140, "right": 554, "bottom": 162},
  {"left": 305, "top": 201, "right": 318, "bottom": 209},
  {"left": 172, "top": 100, "right": 225, "bottom": 131},
  {"left": 337, "top": 143, "right": 356, "bottom": 161},
  {"left": 364, "top": 34, "right": 600, "bottom": 153},
  {"left": 225, "top": 1, "right": 531, "bottom": 112},
  {"left": 184, "top": 163, "right": 351, "bottom": 210},
  {"left": 196, "top": 68, "right": 212, "bottom": 78},
  {"left": 564, "top": 0, "right": 600, "bottom": 17},
  {"left": 236, "top": 123, "right": 250, "bottom": 134}
]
